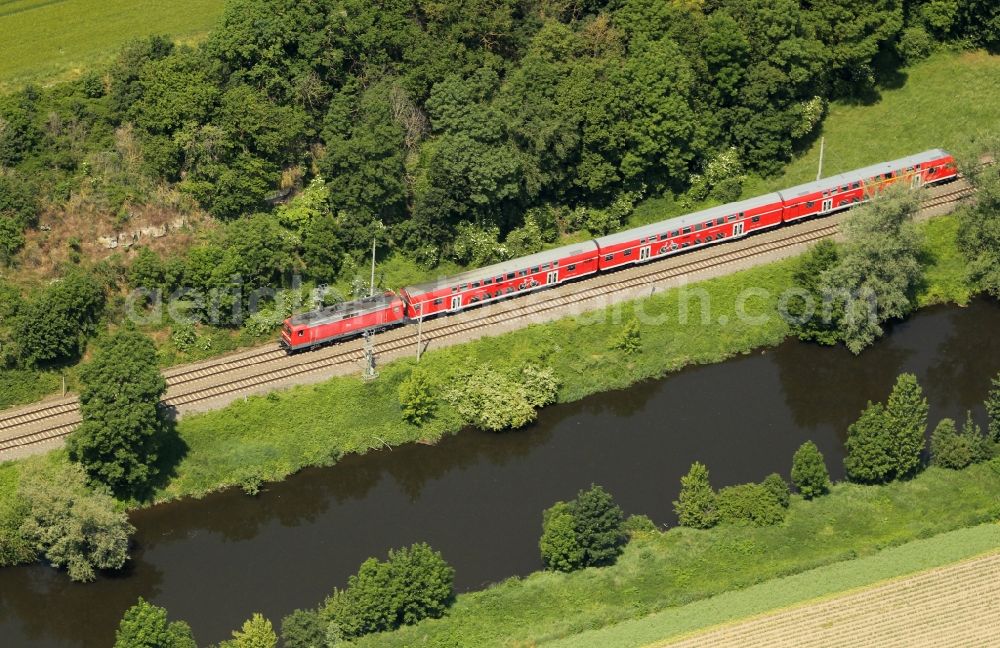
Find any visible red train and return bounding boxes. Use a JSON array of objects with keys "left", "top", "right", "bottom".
[{"left": 281, "top": 149, "right": 957, "bottom": 351}]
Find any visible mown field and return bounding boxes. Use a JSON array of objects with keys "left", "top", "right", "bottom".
[
  {"left": 0, "top": 0, "right": 224, "bottom": 91},
  {"left": 550, "top": 522, "right": 1000, "bottom": 648}
]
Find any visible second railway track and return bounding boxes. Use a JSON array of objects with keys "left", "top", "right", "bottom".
[{"left": 0, "top": 179, "right": 975, "bottom": 458}]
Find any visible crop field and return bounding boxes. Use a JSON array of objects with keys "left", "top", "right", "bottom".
[
  {"left": 0, "top": 0, "right": 224, "bottom": 91},
  {"left": 662, "top": 544, "right": 1000, "bottom": 647},
  {"left": 549, "top": 522, "right": 1000, "bottom": 648}
]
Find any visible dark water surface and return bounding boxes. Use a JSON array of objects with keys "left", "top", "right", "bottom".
[{"left": 2, "top": 300, "right": 998, "bottom": 647}]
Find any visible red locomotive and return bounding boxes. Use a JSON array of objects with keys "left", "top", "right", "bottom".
[{"left": 280, "top": 149, "right": 957, "bottom": 352}]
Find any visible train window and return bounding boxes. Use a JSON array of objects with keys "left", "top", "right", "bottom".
[
  {"left": 507, "top": 273, "right": 515, "bottom": 280},
  {"left": 840, "top": 185, "right": 848, "bottom": 193},
  {"left": 640, "top": 237, "right": 647, "bottom": 244},
  {"left": 434, "top": 298, "right": 443, "bottom": 305},
  {"left": 682, "top": 227, "right": 691, "bottom": 234},
  {"left": 806, "top": 201, "right": 815, "bottom": 208},
  {"left": 695, "top": 238, "right": 702, "bottom": 245},
  {"left": 297, "top": 330, "right": 304, "bottom": 337},
  {"left": 705, "top": 221, "right": 714, "bottom": 229},
  {"left": 717, "top": 218, "right": 725, "bottom": 226},
  {"left": 726, "top": 215, "right": 735, "bottom": 222},
  {"left": 605, "top": 254, "right": 614, "bottom": 261},
  {"left": 531, "top": 266, "right": 540, "bottom": 274},
  {"left": 484, "top": 277, "right": 492, "bottom": 285},
  {"left": 567, "top": 264, "right": 576, "bottom": 271},
  {"left": 671, "top": 230, "right": 680, "bottom": 237},
  {"left": 624, "top": 249, "right": 632, "bottom": 256},
  {"left": 517, "top": 270, "right": 526, "bottom": 277},
  {"left": 716, "top": 233, "right": 725, "bottom": 240},
  {"left": 451, "top": 287, "right": 458, "bottom": 292},
  {"left": 852, "top": 182, "right": 860, "bottom": 189},
  {"left": 928, "top": 167, "right": 936, "bottom": 175},
  {"left": 471, "top": 281, "right": 480, "bottom": 288},
  {"left": 751, "top": 216, "right": 760, "bottom": 223},
  {"left": 694, "top": 223, "right": 702, "bottom": 231},
  {"left": 682, "top": 242, "right": 689, "bottom": 248},
  {"left": 661, "top": 233, "right": 669, "bottom": 241},
  {"left": 460, "top": 283, "right": 468, "bottom": 290}
]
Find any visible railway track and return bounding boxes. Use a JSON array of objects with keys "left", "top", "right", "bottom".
[{"left": 0, "top": 179, "right": 975, "bottom": 458}]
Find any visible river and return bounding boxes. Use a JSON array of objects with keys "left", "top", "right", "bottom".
[{"left": 1, "top": 299, "right": 998, "bottom": 647}]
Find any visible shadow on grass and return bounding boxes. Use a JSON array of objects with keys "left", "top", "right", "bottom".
[{"left": 141, "top": 405, "right": 189, "bottom": 501}]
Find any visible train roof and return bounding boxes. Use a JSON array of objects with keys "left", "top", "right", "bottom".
[
  {"left": 779, "top": 149, "right": 949, "bottom": 198},
  {"left": 289, "top": 292, "right": 399, "bottom": 326},
  {"left": 593, "top": 192, "right": 783, "bottom": 248},
  {"left": 404, "top": 240, "right": 599, "bottom": 296}
]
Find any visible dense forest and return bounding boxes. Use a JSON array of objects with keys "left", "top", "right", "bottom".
[{"left": 0, "top": 0, "right": 998, "bottom": 366}]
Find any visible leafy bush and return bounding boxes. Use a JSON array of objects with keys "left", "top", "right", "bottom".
[
  {"left": 540, "top": 485, "right": 626, "bottom": 572},
  {"left": 114, "top": 597, "right": 197, "bottom": 648},
  {"left": 931, "top": 413, "right": 991, "bottom": 469},
  {"left": 716, "top": 482, "right": 786, "bottom": 527},
  {"left": 18, "top": 461, "right": 134, "bottom": 582},
  {"left": 987, "top": 372, "right": 1000, "bottom": 443},
  {"left": 673, "top": 462, "right": 719, "bottom": 529},
  {"left": 610, "top": 317, "right": 641, "bottom": 354},
  {"left": 398, "top": 369, "right": 436, "bottom": 426},
  {"left": 446, "top": 363, "right": 558, "bottom": 431},
  {"left": 540, "top": 502, "right": 584, "bottom": 572},
  {"left": 325, "top": 543, "right": 454, "bottom": 640},
  {"left": 14, "top": 270, "right": 106, "bottom": 366},
  {"left": 761, "top": 473, "right": 790, "bottom": 508},
  {"left": 791, "top": 440, "right": 831, "bottom": 499},
  {"left": 280, "top": 608, "right": 326, "bottom": 648}
]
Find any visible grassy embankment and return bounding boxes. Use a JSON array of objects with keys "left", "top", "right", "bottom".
[
  {"left": 550, "top": 521, "right": 1000, "bottom": 648},
  {"left": 0, "top": 0, "right": 224, "bottom": 92},
  {"left": 347, "top": 460, "right": 1000, "bottom": 647}
]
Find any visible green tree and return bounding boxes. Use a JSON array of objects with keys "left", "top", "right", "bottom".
[
  {"left": 220, "top": 613, "right": 277, "bottom": 648},
  {"left": 958, "top": 162, "right": 1000, "bottom": 299},
  {"left": 18, "top": 461, "right": 134, "bottom": 582},
  {"left": 932, "top": 412, "right": 990, "bottom": 469},
  {"left": 787, "top": 240, "right": 843, "bottom": 345},
  {"left": 822, "top": 190, "right": 924, "bottom": 353},
  {"left": 570, "top": 484, "right": 626, "bottom": 567},
  {"left": 398, "top": 369, "right": 436, "bottom": 425},
  {"left": 884, "top": 373, "right": 929, "bottom": 478},
  {"left": 301, "top": 211, "right": 344, "bottom": 281},
  {"left": 987, "top": 372, "right": 1000, "bottom": 442},
  {"left": 326, "top": 542, "right": 454, "bottom": 639},
  {"left": 539, "top": 501, "right": 584, "bottom": 572},
  {"left": 280, "top": 609, "right": 325, "bottom": 648},
  {"left": 844, "top": 401, "right": 895, "bottom": 483},
  {"left": 673, "top": 461, "right": 718, "bottom": 529},
  {"left": 67, "top": 329, "right": 168, "bottom": 498},
  {"left": 114, "top": 598, "right": 196, "bottom": 648},
  {"left": 445, "top": 363, "right": 557, "bottom": 431},
  {"left": 14, "top": 270, "right": 105, "bottom": 366},
  {"left": 791, "top": 440, "right": 831, "bottom": 499}
]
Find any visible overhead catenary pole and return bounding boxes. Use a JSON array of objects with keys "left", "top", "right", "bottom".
[
  {"left": 369, "top": 235, "right": 377, "bottom": 298},
  {"left": 816, "top": 136, "right": 825, "bottom": 181}
]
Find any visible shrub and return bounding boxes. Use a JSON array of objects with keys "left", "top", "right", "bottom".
[
  {"left": 673, "top": 462, "right": 718, "bottom": 529},
  {"left": 791, "top": 440, "right": 831, "bottom": 499},
  {"left": 931, "top": 413, "right": 991, "bottom": 469},
  {"left": 445, "top": 363, "right": 558, "bottom": 431},
  {"left": 540, "top": 502, "right": 584, "bottom": 572},
  {"left": 220, "top": 613, "right": 277, "bottom": 648},
  {"left": 622, "top": 514, "right": 659, "bottom": 538},
  {"left": 114, "top": 597, "right": 196, "bottom": 648},
  {"left": 18, "top": 461, "right": 134, "bottom": 582},
  {"left": 610, "top": 317, "right": 641, "bottom": 354},
  {"left": 325, "top": 543, "right": 454, "bottom": 640},
  {"left": 280, "top": 608, "right": 325, "bottom": 648},
  {"left": 539, "top": 485, "right": 626, "bottom": 572},
  {"left": 761, "top": 473, "right": 790, "bottom": 508},
  {"left": 716, "top": 482, "right": 786, "bottom": 526},
  {"left": 14, "top": 270, "right": 106, "bottom": 366},
  {"left": 987, "top": 372, "right": 1000, "bottom": 442},
  {"left": 398, "top": 369, "right": 436, "bottom": 425}
]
